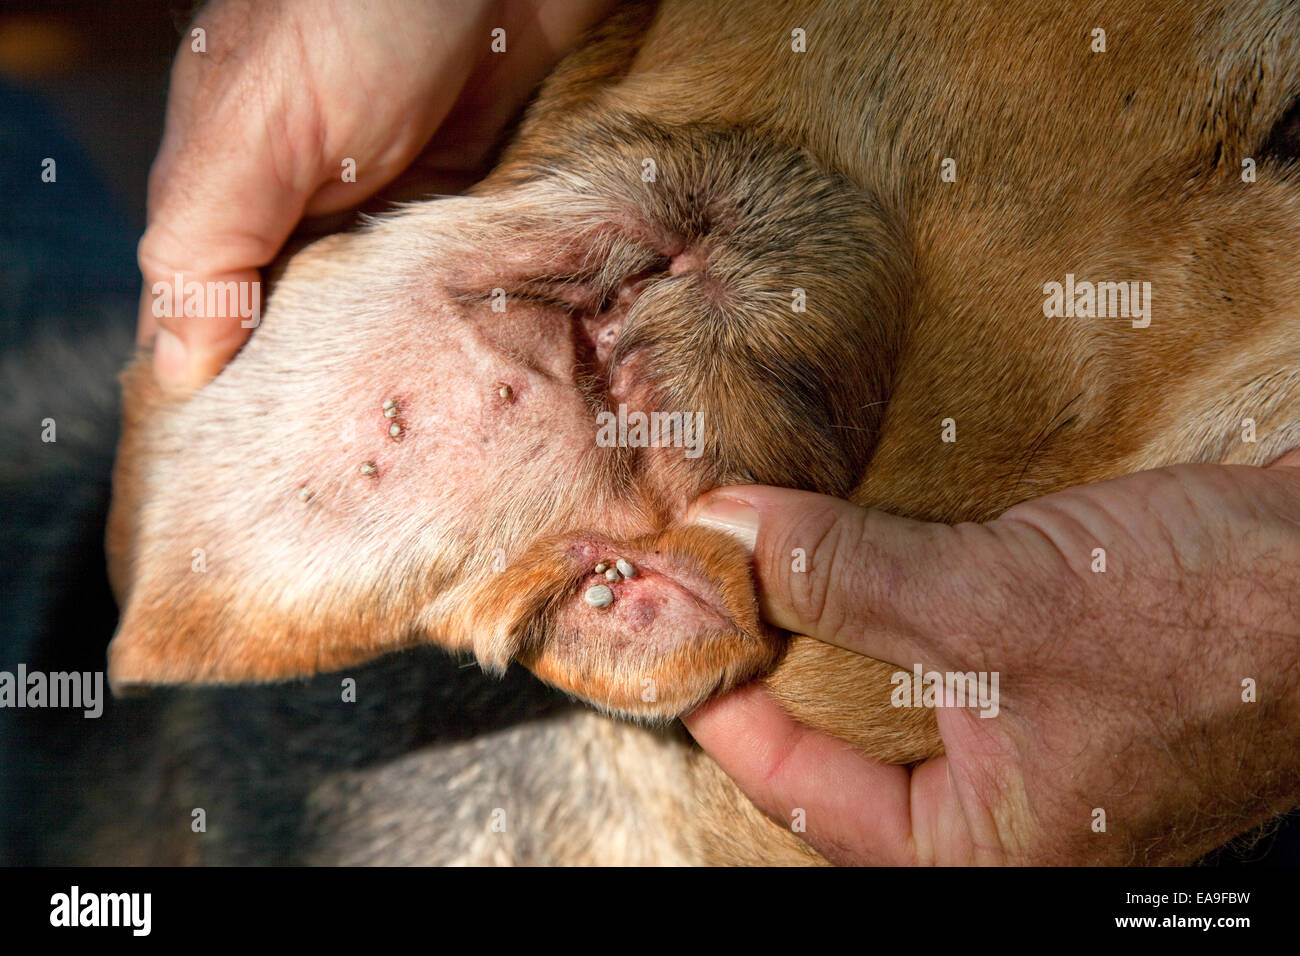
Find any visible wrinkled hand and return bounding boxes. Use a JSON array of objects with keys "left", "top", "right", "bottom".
[
  {"left": 137, "top": 0, "right": 615, "bottom": 389},
  {"left": 684, "top": 450, "right": 1300, "bottom": 864}
]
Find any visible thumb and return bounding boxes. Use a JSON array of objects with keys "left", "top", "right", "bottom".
[
  {"left": 685, "top": 485, "right": 975, "bottom": 668},
  {"left": 136, "top": 104, "right": 323, "bottom": 391}
]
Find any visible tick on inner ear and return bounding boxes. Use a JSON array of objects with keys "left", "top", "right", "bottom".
[
  {"left": 359, "top": 461, "right": 377, "bottom": 477},
  {"left": 497, "top": 382, "right": 514, "bottom": 402}
]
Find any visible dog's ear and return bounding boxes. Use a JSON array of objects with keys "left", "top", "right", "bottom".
[
  {"left": 104, "top": 361, "right": 400, "bottom": 697},
  {"left": 104, "top": 352, "right": 430, "bottom": 694},
  {"left": 102, "top": 218, "right": 786, "bottom": 709},
  {"left": 106, "top": 344, "right": 783, "bottom": 715},
  {"left": 104, "top": 214, "right": 497, "bottom": 694}
]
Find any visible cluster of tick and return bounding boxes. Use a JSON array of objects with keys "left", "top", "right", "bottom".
[
  {"left": 356, "top": 397, "right": 406, "bottom": 478},
  {"left": 381, "top": 397, "right": 404, "bottom": 437},
  {"left": 583, "top": 558, "right": 637, "bottom": 609},
  {"left": 330, "top": 387, "right": 509, "bottom": 496}
]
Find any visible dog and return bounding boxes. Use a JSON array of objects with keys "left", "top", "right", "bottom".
[{"left": 21, "top": 0, "right": 1300, "bottom": 865}]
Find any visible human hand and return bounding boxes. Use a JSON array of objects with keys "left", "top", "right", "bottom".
[
  {"left": 683, "top": 450, "right": 1300, "bottom": 864},
  {"left": 137, "top": 0, "right": 616, "bottom": 390}
]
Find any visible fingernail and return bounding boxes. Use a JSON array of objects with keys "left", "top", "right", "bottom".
[
  {"left": 686, "top": 496, "right": 759, "bottom": 552},
  {"left": 154, "top": 328, "right": 188, "bottom": 386}
]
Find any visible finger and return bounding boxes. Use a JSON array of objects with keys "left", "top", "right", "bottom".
[
  {"left": 137, "top": 2, "right": 438, "bottom": 389},
  {"left": 137, "top": 95, "right": 321, "bottom": 389},
  {"left": 682, "top": 684, "right": 924, "bottom": 865},
  {"left": 143, "top": 267, "right": 264, "bottom": 389},
  {"left": 685, "top": 485, "right": 972, "bottom": 667}
]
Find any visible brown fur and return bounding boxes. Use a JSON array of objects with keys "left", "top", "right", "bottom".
[{"left": 107, "top": 0, "right": 1300, "bottom": 864}]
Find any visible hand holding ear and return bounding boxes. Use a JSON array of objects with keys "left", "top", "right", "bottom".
[
  {"left": 137, "top": 0, "right": 616, "bottom": 390},
  {"left": 684, "top": 451, "right": 1300, "bottom": 864}
]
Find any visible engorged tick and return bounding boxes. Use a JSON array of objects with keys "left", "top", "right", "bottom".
[{"left": 584, "top": 584, "right": 614, "bottom": 608}]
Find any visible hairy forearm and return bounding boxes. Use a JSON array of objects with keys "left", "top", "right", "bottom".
[{"left": 989, "top": 461, "right": 1300, "bottom": 863}]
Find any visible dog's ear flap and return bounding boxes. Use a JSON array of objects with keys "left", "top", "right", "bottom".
[
  {"left": 106, "top": 584, "right": 411, "bottom": 694},
  {"left": 106, "top": 554, "right": 419, "bottom": 693},
  {"left": 108, "top": 585, "right": 313, "bottom": 693},
  {"left": 104, "top": 358, "right": 416, "bottom": 693}
]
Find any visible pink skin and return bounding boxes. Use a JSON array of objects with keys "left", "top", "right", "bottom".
[{"left": 558, "top": 541, "right": 732, "bottom": 652}]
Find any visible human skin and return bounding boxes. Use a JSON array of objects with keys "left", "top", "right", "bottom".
[
  {"left": 136, "top": 0, "right": 617, "bottom": 390},
  {"left": 684, "top": 449, "right": 1300, "bottom": 865}
]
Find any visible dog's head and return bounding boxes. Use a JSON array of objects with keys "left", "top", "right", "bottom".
[{"left": 108, "top": 0, "right": 1300, "bottom": 737}]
